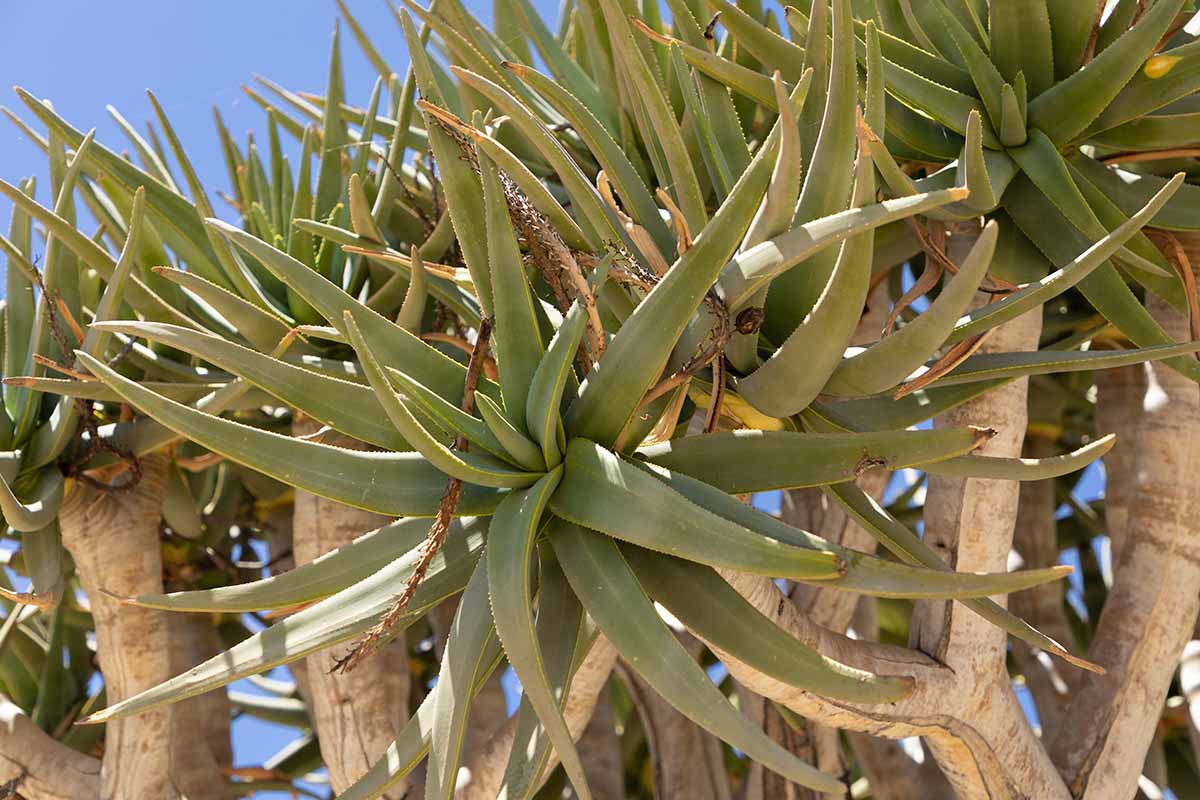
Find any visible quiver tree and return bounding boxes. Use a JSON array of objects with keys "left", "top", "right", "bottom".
[{"left": 2, "top": 1, "right": 1200, "bottom": 798}]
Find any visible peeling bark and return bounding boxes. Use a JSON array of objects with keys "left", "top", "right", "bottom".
[
  {"left": 291, "top": 420, "right": 410, "bottom": 798},
  {"left": 1049, "top": 237, "right": 1200, "bottom": 800},
  {"left": 60, "top": 455, "right": 176, "bottom": 800},
  {"left": 0, "top": 697, "right": 100, "bottom": 800}
]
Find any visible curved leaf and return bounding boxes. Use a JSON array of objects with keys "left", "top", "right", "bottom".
[
  {"left": 825, "top": 220, "right": 997, "bottom": 397},
  {"left": 924, "top": 434, "right": 1114, "bottom": 480},
  {"left": 488, "top": 468, "right": 591, "bottom": 799},
  {"left": 638, "top": 426, "right": 991, "bottom": 494},
  {"left": 126, "top": 517, "right": 487, "bottom": 613},
  {"left": 624, "top": 545, "right": 913, "bottom": 703},
  {"left": 76, "top": 351, "right": 506, "bottom": 516},
  {"left": 551, "top": 440, "right": 844, "bottom": 580},
  {"left": 80, "top": 519, "right": 485, "bottom": 725},
  {"left": 551, "top": 520, "right": 844, "bottom": 793}
]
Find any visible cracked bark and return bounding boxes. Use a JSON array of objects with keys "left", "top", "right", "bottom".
[
  {"left": 59, "top": 454, "right": 176, "bottom": 800},
  {"left": 292, "top": 419, "right": 410, "bottom": 798},
  {"left": 1048, "top": 235, "right": 1200, "bottom": 800}
]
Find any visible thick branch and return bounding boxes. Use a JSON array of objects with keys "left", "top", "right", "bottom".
[
  {"left": 60, "top": 454, "right": 175, "bottom": 800},
  {"left": 716, "top": 569, "right": 1068, "bottom": 799},
  {"left": 292, "top": 420, "right": 411, "bottom": 798},
  {"left": 1049, "top": 236, "right": 1200, "bottom": 799},
  {"left": 1010, "top": 437, "right": 1075, "bottom": 737},
  {"left": 1092, "top": 365, "right": 1146, "bottom": 564},
  {"left": 575, "top": 686, "right": 626, "bottom": 799},
  {"left": 0, "top": 698, "right": 99, "bottom": 800},
  {"left": 619, "top": 636, "right": 731, "bottom": 800}
]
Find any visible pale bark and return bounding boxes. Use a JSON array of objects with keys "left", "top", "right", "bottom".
[
  {"left": 0, "top": 697, "right": 100, "bottom": 799},
  {"left": 1010, "top": 437, "right": 1074, "bottom": 737},
  {"left": 291, "top": 419, "right": 411, "bottom": 798},
  {"left": 576, "top": 686, "right": 625, "bottom": 800},
  {"left": 60, "top": 455, "right": 177, "bottom": 800},
  {"left": 716, "top": 566, "right": 1068, "bottom": 799},
  {"left": 844, "top": 598, "right": 954, "bottom": 800},
  {"left": 620, "top": 650, "right": 730, "bottom": 800},
  {"left": 168, "top": 615, "right": 233, "bottom": 800},
  {"left": 1093, "top": 365, "right": 1146, "bottom": 564},
  {"left": 846, "top": 733, "right": 953, "bottom": 800},
  {"left": 1048, "top": 237, "right": 1200, "bottom": 799},
  {"left": 451, "top": 636, "right": 618, "bottom": 800}
]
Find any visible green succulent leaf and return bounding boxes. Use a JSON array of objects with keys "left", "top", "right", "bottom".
[
  {"left": 824, "top": 219, "right": 997, "bottom": 397},
  {"left": 487, "top": 467, "right": 592, "bottom": 800},
  {"left": 550, "top": 439, "right": 844, "bottom": 580},
  {"left": 624, "top": 545, "right": 914, "bottom": 703},
  {"left": 0, "top": 467, "right": 64, "bottom": 533},
  {"left": 91, "top": 321, "right": 409, "bottom": 451},
  {"left": 1026, "top": 0, "right": 1186, "bottom": 145},
  {"left": 551, "top": 520, "right": 845, "bottom": 794},
  {"left": 79, "top": 517, "right": 484, "bottom": 725},
  {"left": 638, "top": 426, "right": 992, "bottom": 494},
  {"left": 426, "top": 559, "right": 504, "bottom": 800},
  {"left": 527, "top": 302, "right": 587, "bottom": 469},
  {"left": 498, "top": 543, "right": 595, "bottom": 799},
  {"left": 925, "top": 434, "right": 1114, "bottom": 480},
  {"left": 344, "top": 311, "right": 541, "bottom": 489},
  {"left": 76, "top": 351, "right": 506, "bottom": 516},
  {"left": 127, "top": 516, "right": 487, "bottom": 614}
]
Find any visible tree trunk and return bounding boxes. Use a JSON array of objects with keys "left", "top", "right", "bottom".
[
  {"left": 1049, "top": 235, "right": 1200, "bottom": 799},
  {"left": 620, "top": 651, "right": 730, "bottom": 800},
  {"left": 291, "top": 419, "right": 411, "bottom": 798},
  {"left": 576, "top": 685, "right": 626, "bottom": 800},
  {"left": 59, "top": 455, "right": 175, "bottom": 800},
  {"left": 1009, "top": 436, "right": 1074, "bottom": 737},
  {"left": 168, "top": 615, "right": 233, "bottom": 800}
]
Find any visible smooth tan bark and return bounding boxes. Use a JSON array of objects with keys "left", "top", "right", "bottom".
[
  {"left": 1010, "top": 437, "right": 1074, "bottom": 737},
  {"left": 1093, "top": 365, "right": 1147, "bottom": 564},
  {"left": 408, "top": 635, "right": 619, "bottom": 800},
  {"left": 168, "top": 614, "right": 233, "bottom": 800},
  {"left": 0, "top": 697, "right": 100, "bottom": 799},
  {"left": 576, "top": 686, "right": 626, "bottom": 800},
  {"left": 291, "top": 419, "right": 411, "bottom": 798},
  {"left": 716, "top": 565, "right": 1069, "bottom": 799},
  {"left": 1049, "top": 237, "right": 1200, "bottom": 799},
  {"left": 60, "top": 455, "right": 176, "bottom": 800},
  {"left": 620, "top": 643, "right": 731, "bottom": 800}
]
